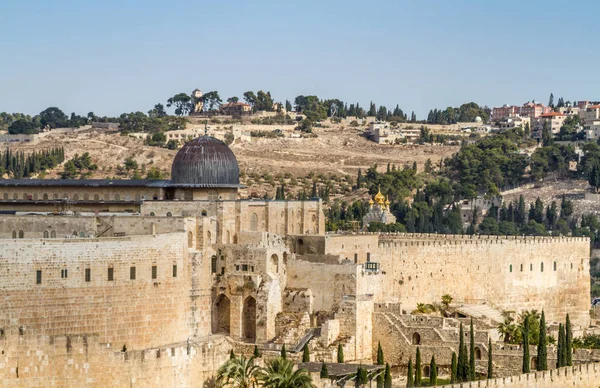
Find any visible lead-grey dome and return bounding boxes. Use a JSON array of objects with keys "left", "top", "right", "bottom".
[{"left": 170, "top": 136, "right": 240, "bottom": 186}]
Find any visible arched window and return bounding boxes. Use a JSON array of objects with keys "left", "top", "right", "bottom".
[
  {"left": 83, "top": 193, "right": 89, "bottom": 201},
  {"left": 33, "top": 193, "right": 38, "bottom": 200},
  {"left": 23, "top": 193, "right": 28, "bottom": 200},
  {"left": 51, "top": 230, "right": 56, "bottom": 238},
  {"left": 150, "top": 212, "right": 155, "bottom": 216},
  {"left": 12, "top": 193, "right": 17, "bottom": 200},
  {"left": 3, "top": 193, "right": 7, "bottom": 200},
  {"left": 63, "top": 193, "right": 69, "bottom": 199},
  {"left": 53, "top": 193, "right": 58, "bottom": 199},
  {"left": 73, "top": 194, "right": 79, "bottom": 201},
  {"left": 211, "top": 255, "right": 218, "bottom": 273},
  {"left": 188, "top": 231, "right": 194, "bottom": 248},
  {"left": 250, "top": 213, "right": 259, "bottom": 231},
  {"left": 166, "top": 212, "right": 172, "bottom": 217},
  {"left": 227, "top": 231, "right": 231, "bottom": 244},
  {"left": 114, "top": 194, "right": 120, "bottom": 201},
  {"left": 104, "top": 193, "right": 110, "bottom": 201},
  {"left": 79, "top": 232, "right": 85, "bottom": 237},
  {"left": 554, "top": 261, "right": 557, "bottom": 271},
  {"left": 201, "top": 210, "right": 207, "bottom": 216},
  {"left": 73, "top": 231, "right": 78, "bottom": 236},
  {"left": 475, "top": 347, "right": 482, "bottom": 360},
  {"left": 42, "top": 193, "right": 48, "bottom": 200},
  {"left": 18, "top": 230, "right": 24, "bottom": 238},
  {"left": 412, "top": 332, "right": 421, "bottom": 345},
  {"left": 43, "top": 230, "right": 49, "bottom": 238},
  {"left": 12, "top": 230, "right": 16, "bottom": 238},
  {"left": 94, "top": 194, "right": 100, "bottom": 201}
]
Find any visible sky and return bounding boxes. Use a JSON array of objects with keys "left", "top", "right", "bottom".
[{"left": 1, "top": 0, "right": 599, "bottom": 119}]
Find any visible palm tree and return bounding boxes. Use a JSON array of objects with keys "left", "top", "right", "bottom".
[
  {"left": 497, "top": 316, "right": 516, "bottom": 343},
  {"left": 260, "top": 357, "right": 315, "bottom": 388},
  {"left": 441, "top": 294, "right": 453, "bottom": 309},
  {"left": 217, "top": 356, "right": 261, "bottom": 388}
]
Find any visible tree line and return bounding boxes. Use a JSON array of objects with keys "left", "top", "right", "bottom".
[{"left": 0, "top": 147, "right": 65, "bottom": 178}]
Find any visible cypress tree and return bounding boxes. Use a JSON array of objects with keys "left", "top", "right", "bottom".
[
  {"left": 253, "top": 345, "right": 261, "bottom": 358},
  {"left": 487, "top": 338, "right": 493, "bottom": 378},
  {"left": 557, "top": 323, "right": 565, "bottom": 368},
  {"left": 337, "top": 343, "right": 344, "bottom": 363},
  {"left": 560, "top": 323, "right": 567, "bottom": 367},
  {"left": 356, "top": 365, "right": 368, "bottom": 386},
  {"left": 384, "top": 363, "right": 392, "bottom": 388},
  {"left": 458, "top": 323, "right": 468, "bottom": 382},
  {"left": 450, "top": 352, "right": 457, "bottom": 383},
  {"left": 469, "top": 318, "right": 475, "bottom": 381},
  {"left": 229, "top": 349, "right": 235, "bottom": 359},
  {"left": 414, "top": 347, "right": 422, "bottom": 387},
  {"left": 281, "top": 344, "right": 287, "bottom": 360},
  {"left": 302, "top": 343, "right": 310, "bottom": 362},
  {"left": 522, "top": 315, "right": 530, "bottom": 373},
  {"left": 311, "top": 181, "right": 317, "bottom": 198},
  {"left": 537, "top": 311, "right": 548, "bottom": 371},
  {"left": 565, "top": 314, "right": 573, "bottom": 366},
  {"left": 320, "top": 361, "right": 329, "bottom": 378},
  {"left": 377, "top": 341, "right": 384, "bottom": 365},
  {"left": 406, "top": 358, "right": 414, "bottom": 388},
  {"left": 429, "top": 355, "right": 437, "bottom": 386}
]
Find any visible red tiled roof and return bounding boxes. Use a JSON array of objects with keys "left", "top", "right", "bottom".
[
  {"left": 588, "top": 105, "right": 600, "bottom": 109},
  {"left": 540, "top": 112, "right": 565, "bottom": 117}
]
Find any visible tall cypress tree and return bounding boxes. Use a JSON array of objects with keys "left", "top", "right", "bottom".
[
  {"left": 537, "top": 311, "right": 548, "bottom": 371},
  {"left": 429, "top": 355, "right": 437, "bottom": 386},
  {"left": 407, "top": 358, "right": 414, "bottom": 388},
  {"left": 384, "top": 363, "right": 392, "bottom": 388},
  {"left": 522, "top": 315, "right": 530, "bottom": 373},
  {"left": 320, "top": 361, "right": 329, "bottom": 378},
  {"left": 557, "top": 323, "right": 565, "bottom": 368},
  {"left": 337, "top": 343, "right": 344, "bottom": 363},
  {"left": 487, "top": 338, "right": 493, "bottom": 378},
  {"left": 281, "top": 344, "right": 287, "bottom": 360},
  {"left": 302, "top": 343, "right": 310, "bottom": 362},
  {"left": 451, "top": 352, "right": 457, "bottom": 383},
  {"left": 565, "top": 314, "right": 573, "bottom": 366},
  {"left": 414, "top": 348, "right": 422, "bottom": 387},
  {"left": 458, "top": 323, "right": 468, "bottom": 382},
  {"left": 229, "top": 349, "right": 235, "bottom": 359},
  {"left": 469, "top": 319, "right": 476, "bottom": 381},
  {"left": 376, "top": 341, "right": 384, "bottom": 387}
]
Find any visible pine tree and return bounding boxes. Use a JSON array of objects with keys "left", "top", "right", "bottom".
[
  {"left": 487, "top": 338, "right": 493, "bottom": 378},
  {"left": 302, "top": 343, "right": 310, "bottom": 362},
  {"left": 311, "top": 181, "right": 317, "bottom": 198},
  {"left": 414, "top": 347, "right": 422, "bottom": 387},
  {"left": 377, "top": 341, "right": 384, "bottom": 365},
  {"left": 522, "top": 315, "right": 530, "bottom": 373},
  {"left": 320, "top": 361, "right": 329, "bottom": 378},
  {"left": 337, "top": 343, "right": 344, "bottom": 363},
  {"left": 469, "top": 318, "right": 476, "bottom": 381},
  {"left": 565, "top": 314, "right": 573, "bottom": 366},
  {"left": 537, "top": 311, "right": 548, "bottom": 371},
  {"left": 548, "top": 93, "right": 554, "bottom": 108},
  {"left": 281, "top": 344, "right": 287, "bottom": 360},
  {"left": 384, "top": 363, "right": 392, "bottom": 388},
  {"left": 229, "top": 349, "right": 235, "bottom": 359},
  {"left": 451, "top": 352, "right": 457, "bottom": 383},
  {"left": 557, "top": 323, "right": 564, "bottom": 368},
  {"left": 406, "top": 358, "right": 414, "bottom": 387},
  {"left": 429, "top": 356, "right": 437, "bottom": 386},
  {"left": 253, "top": 345, "right": 261, "bottom": 358}
]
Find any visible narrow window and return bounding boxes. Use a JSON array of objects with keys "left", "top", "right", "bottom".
[
  {"left": 554, "top": 261, "right": 557, "bottom": 271},
  {"left": 221, "top": 267, "right": 225, "bottom": 275},
  {"left": 520, "top": 264, "right": 523, "bottom": 272},
  {"left": 367, "top": 253, "right": 371, "bottom": 262},
  {"left": 152, "top": 265, "right": 157, "bottom": 280},
  {"left": 172, "top": 264, "right": 177, "bottom": 277},
  {"left": 36, "top": 270, "right": 42, "bottom": 284},
  {"left": 108, "top": 267, "right": 114, "bottom": 281},
  {"left": 61, "top": 269, "right": 68, "bottom": 279},
  {"left": 130, "top": 266, "right": 136, "bottom": 280},
  {"left": 541, "top": 262, "right": 544, "bottom": 272},
  {"left": 242, "top": 264, "right": 248, "bottom": 272},
  {"left": 211, "top": 256, "right": 218, "bottom": 274},
  {"left": 530, "top": 263, "right": 533, "bottom": 271},
  {"left": 235, "top": 265, "right": 240, "bottom": 271},
  {"left": 85, "top": 268, "right": 91, "bottom": 282},
  {"left": 354, "top": 253, "right": 358, "bottom": 263},
  {"left": 509, "top": 264, "right": 512, "bottom": 273}
]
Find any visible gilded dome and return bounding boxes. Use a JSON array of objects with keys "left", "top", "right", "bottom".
[{"left": 170, "top": 136, "right": 241, "bottom": 187}]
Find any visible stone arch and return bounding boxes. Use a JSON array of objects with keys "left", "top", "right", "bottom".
[
  {"left": 43, "top": 230, "right": 49, "bottom": 238},
  {"left": 33, "top": 193, "right": 38, "bottom": 200},
  {"left": 530, "top": 356, "right": 538, "bottom": 370},
  {"left": 423, "top": 365, "right": 430, "bottom": 377},
  {"left": 188, "top": 231, "right": 194, "bottom": 248},
  {"left": 3, "top": 193, "right": 7, "bottom": 200},
  {"left": 297, "top": 238, "right": 304, "bottom": 255},
  {"left": 475, "top": 347, "right": 482, "bottom": 360},
  {"left": 104, "top": 193, "right": 110, "bottom": 201},
  {"left": 12, "top": 193, "right": 17, "bottom": 200},
  {"left": 53, "top": 193, "right": 58, "bottom": 200},
  {"left": 201, "top": 210, "right": 207, "bottom": 216},
  {"left": 84, "top": 193, "right": 89, "bottom": 201},
  {"left": 166, "top": 212, "right": 172, "bottom": 217},
  {"left": 94, "top": 194, "right": 100, "bottom": 201},
  {"left": 18, "top": 230, "right": 24, "bottom": 238},
  {"left": 73, "top": 231, "right": 78, "bottom": 236},
  {"left": 270, "top": 254, "right": 279, "bottom": 274},
  {"left": 42, "top": 193, "right": 48, "bottom": 200},
  {"left": 23, "top": 193, "right": 28, "bottom": 200},
  {"left": 135, "top": 194, "right": 141, "bottom": 201},
  {"left": 412, "top": 332, "right": 421, "bottom": 345},
  {"left": 12, "top": 230, "right": 16, "bottom": 238},
  {"left": 242, "top": 296, "right": 257, "bottom": 343},
  {"left": 114, "top": 194, "right": 120, "bottom": 201},
  {"left": 150, "top": 212, "right": 155, "bottom": 217},
  {"left": 63, "top": 193, "right": 69, "bottom": 199},
  {"left": 212, "top": 294, "right": 231, "bottom": 335},
  {"left": 250, "top": 213, "right": 259, "bottom": 231},
  {"left": 51, "top": 230, "right": 56, "bottom": 238},
  {"left": 73, "top": 194, "right": 79, "bottom": 201}
]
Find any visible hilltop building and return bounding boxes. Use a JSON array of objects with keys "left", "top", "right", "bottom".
[{"left": 362, "top": 189, "right": 396, "bottom": 227}]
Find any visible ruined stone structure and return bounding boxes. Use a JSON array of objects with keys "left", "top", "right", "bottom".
[{"left": 0, "top": 135, "right": 593, "bottom": 386}]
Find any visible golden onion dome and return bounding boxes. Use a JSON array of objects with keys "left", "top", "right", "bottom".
[{"left": 374, "top": 189, "right": 385, "bottom": 204}]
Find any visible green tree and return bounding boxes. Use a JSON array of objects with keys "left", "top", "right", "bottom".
[
  {"left": 39, "top": 107, "right": 68, "bottom": 128},
  {"left": 487, "top": 338, "right": 493, "bottom": 378},
  {"left": 458, "top": 323, "right": 468, "bottom": 382},
  {"left": 337, "top": 343, "right": 344, "bottom": 363},
  {"left": 414, "top": 347, "right": 422, "bottom": 387},
  {"left": 522, "top": 315, "right": 530, "bottom": 373},
  {"left": 469, "top": 318, "right": 476, "bottom": 381},
  {"left": 216, "top": 355, "right": 260, "bottom": 388},
  {"left": 148, "top": 103, "right": 167, "bottom": 118},
  {"left": 60, "top": 160, "right": 78, "bottom": 179},
  {"left": 302, "top": 343, "right": 310, "bottom": 362},
  {"left": 356, "top": 366, "right": 368, "bottom": 387},
  {"left": 8, "top": 119, "right": 40, "bottom": 134},
  {"left": 450, "top": 352, "right": 457, "bottom": 383},
  {"left": 230, "top": 349, "right": 235, "bottom": 359},
  {"left": 253, "top": 345, "right": 261, "bottom": 358},
  {"left": 548, "top": 93, "right": 554, "bottom": 108},
  {"left": 377, "top": 341, "right": 384, "bottom": 365},
  {"left": 166, "top": 93, "right": 192, "bottom": 116},
  {"left": 320, "top": 361, "right": 328, "bottom": 378},
  {"left": 281, "top": 344, "right": 287, "bottom": 360},
  {"left": 537, "top": 311, "right": 548, "bottom": 371},
  {"left": 565, "top": 314, "right": 573, "bottom": 366},
  {"left": 384, "top": 363, "right": 392, "bottom": 388},
  {"left": 406, "top": 358, "right": 414, "bottom": 388},
  {"left": 557, "top": 323, "right": 565, "bottom": 368},
  {"left": 285, "top": 100, "right": 292, "bottom": 112},
  {"left": 259, "top": 357, "right": 315, "bottom": 388},
  {"left": 429, "top": 355, "right": 437, "bottom": 386}
]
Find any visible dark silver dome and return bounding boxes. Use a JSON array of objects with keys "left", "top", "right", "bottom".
[{"left": 170, "top": 136, "right": 240, "bottom": 187}]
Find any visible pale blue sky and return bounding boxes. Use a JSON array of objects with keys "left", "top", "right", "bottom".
[{"left": 1, "top": 0, "right": 598, "bottom": 118}]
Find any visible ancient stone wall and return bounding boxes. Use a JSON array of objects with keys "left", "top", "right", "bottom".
[
  {"left": 0, "top": 233, "right": 192, "bottom": 350},
  {"left": 0, "top": 215, "right": 97, "bottom": 238}
]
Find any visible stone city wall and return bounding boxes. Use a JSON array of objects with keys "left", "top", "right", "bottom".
[{"left": 0, "top": 233, "right": 192, "bottom": 350}]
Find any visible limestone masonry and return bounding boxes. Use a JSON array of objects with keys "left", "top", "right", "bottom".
[{"left": 0, "top": 135, "right": 594, "bottom": 387}]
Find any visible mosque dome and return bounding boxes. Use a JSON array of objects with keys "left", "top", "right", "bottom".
[{"left": 170, "top": 136, "right": 240, "bottom": 186}]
